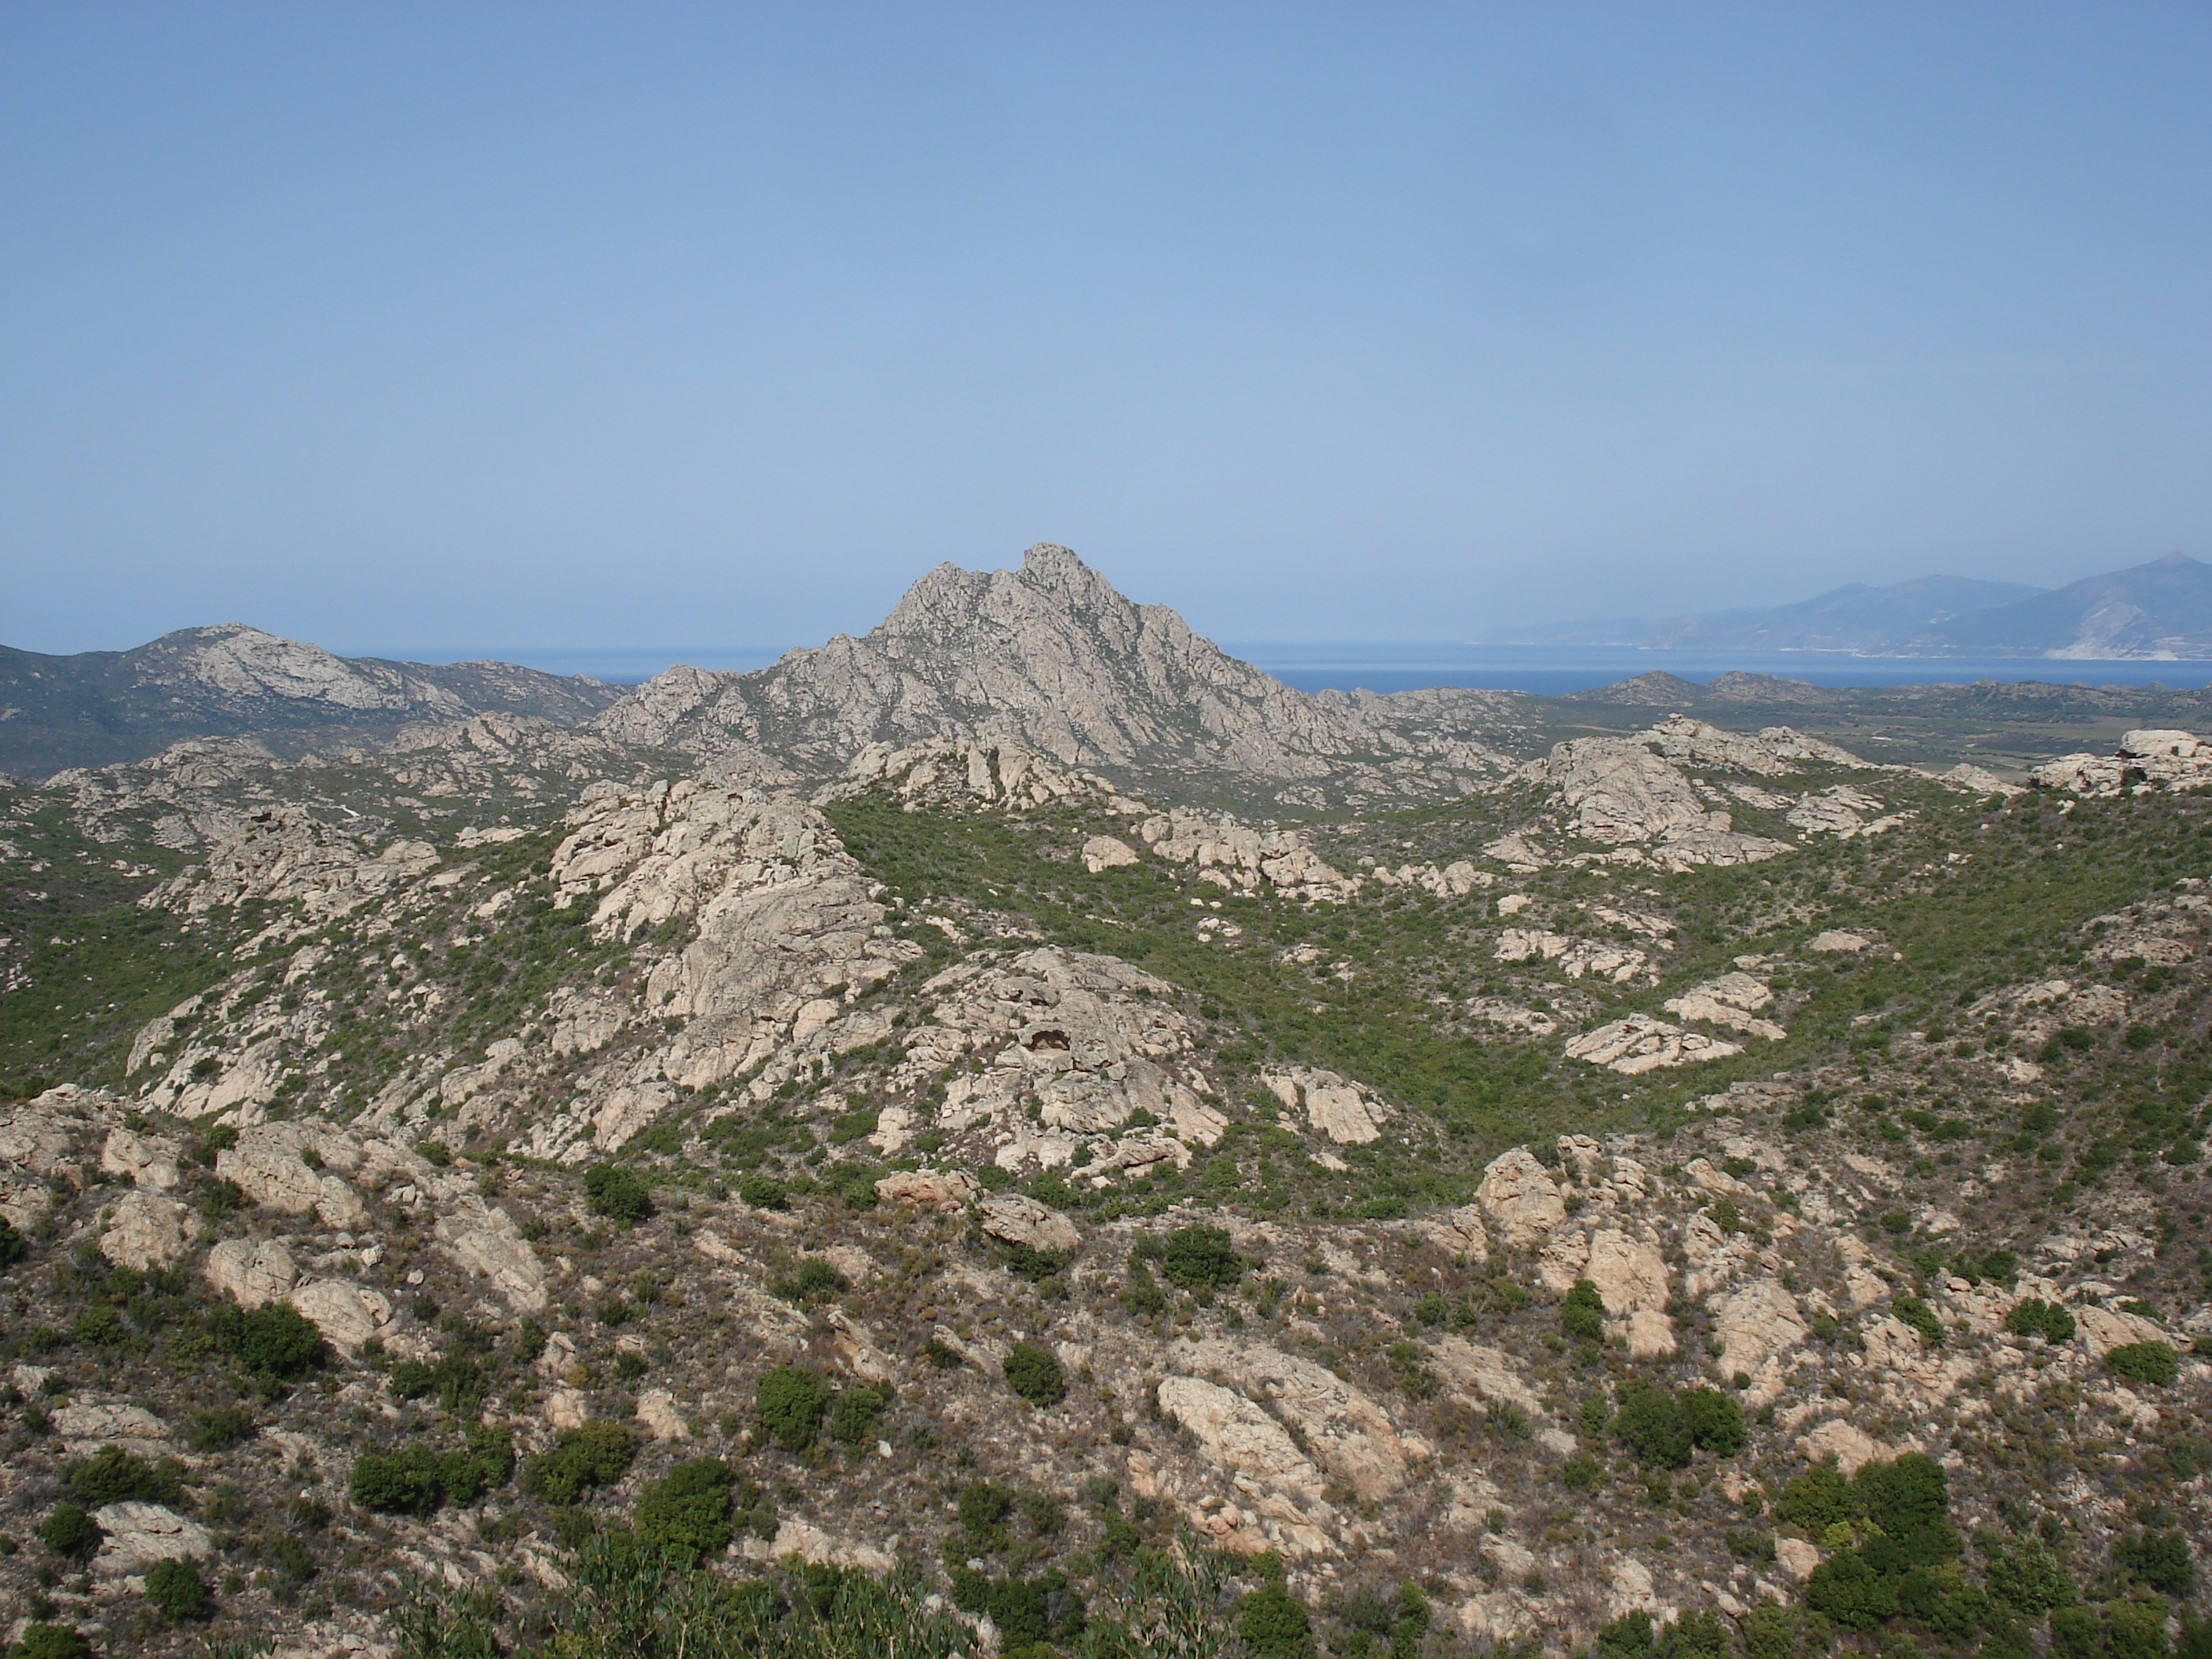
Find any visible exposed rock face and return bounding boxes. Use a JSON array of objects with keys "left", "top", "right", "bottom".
[
  {"left": 1155, "top": 1375, "right": 1325, "bottom": 1496},
  {"left": 98, "top": 1192, "right": 195, "bottom": 1269},
  {"left": 100, "top": 1126, "right": 181, "bottom": 1190},
  {"left": 2075, "top": 1304, "right": 2168, "bottom": 1357},
  {"left": 587, "top": 544, "right": 1511, "bottom": 806},
  {"left": 91, "top": 1502, "right": 211, "bottom": 1576},
  {"left": 1475, "top": 1149, "right": 1565, "bottom": 1245},
  {"left": 204, "top": 1238, "right": 301, "bottom": 1307},
  {"left": 873, "top": 1169, "right": 980, "bottom": 1212},
  {"left": 977, "top": 1194, "right": 1081, "bottom": 1254},
  {"left": 0, "top": 621, "right": 621, "bottom": 780},
  {"left": 287, "top": 1278, "right": 395, "bottom": 1353},
  {"left": 1262, "top": 1068, "right": 1383, "bottom": 1144},
  {"left": 1082, "top": 835, "right": 1141, "bottom": 873},
  {"left": 879, "top": 947, "right": 1228, "bottom": 1175},
  {"left": 541, "top": 782, "right": 920, "bottom": 1104},
  {"left": 143, "top": 804, "right": 439, "bottom": 922},
  {"left": 1183, "top": 1339, "right": 1409, "bottom": 1502},
  {"left": 1584, "top": 1229, "right": 1669, "bottom": 1319},
  {"left": 215, "top": 1125, "right": 369, "bottom": 1229},
  {"left": 2036, "top": 728, "right": 2212, "bottom": 796},
  {"left": 1493, "top": 929, "right": 1651, "bottom": 984},
  {"left": 1662, "top": 973, "right": 1785, "bottom": 1041},
  {"left": 1712, "top": 1278, "right": 1810, "bottom": 1402},
  {"left": 1565, "top": 1014, "right": 1744, "bottom": 1075}
]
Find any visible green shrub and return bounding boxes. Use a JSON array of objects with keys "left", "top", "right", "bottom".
[
  {"left": 207, "top": 1299, "right": 325, "bottom": 1382},
  {"left": 2115, "top": 1530, "right": 2196, "bottom": 1596},
  {"left": 2106, "top": 1599, "right": 2174, "bottom": 1659},
  {"left": 1774, "top": 1464, "right": 1858, "bottom": 1532},
  {"left": 1664, "top": 1610, "right": 1732, "bottom": 1659},
  {"left": 2108, "top": 1342, "right": 2179, "bottom": 1387},
  {"left": 958, "top": 1480, "right": 1013, "bottom": 1545},
  {"left": 772, "top": 1258, "right": 850, "bottom": 1304},
  {"left": 1892, "top": 1296, "right": 1945, "bottom": 1347},
  {"left": 0, "top": 1218, "right": 28, "bottom": 1271},
  {"left": 183, "top": 1404, "right": 255, "bottom": 1452},
  {"left": 350, "top": 1445, "right": 450, "bottom": 1515},
  {"left": 386, "top": 1358, "right": 437, "bottom": 1401},
  {"left": 1003, "top": 1342, "right": 1066, "bottom": 1408},
  {"left": 1806, "top": 1548, "right": 1899, "bottom": 1629},
  {"left": 1237, "top": 1583, "right": 1315, "bottom": 1659},
  {"left": 1987, "top": 1543, "right": 2077, "bottom": 1613},
  {"left": 1679, "top": 1386, "right": 1746, "bottom": 1456},
  {"left": 1854, "top": 1453, "right": 1956, "bottom": 1562},
  {"left": 756, "top": 1366, "right": 830, "bottom": 1452},
  {"left": 634, "top": 1458, "right": 737, "bottom": 1565},
  {"left": 1738, "top": 1602, "right": 1800, "bottom": 1659},
  {"left": 950, "top": 1567, "right": 1086, "bottom": 1647},
  {"left": 2005, "top": 1298, "right": 2077, "bottom": 1343},
  {"left": 737, "top": 1175, "right": 787, "bottom": 1210},
  {"left": 72, "top": 1306, "right": 126, "bottom": 1348},
  {"left": 521, "top": 1422, "right": 637, "bottom": 1504},
  {"left": 1614, "top": 1385, "right": 1692, "bottom": 1470},
  {"left": 2051, "top": 1606, "right": 2104, "bottom": 1659},
  {"left": 1562, "top": 1456, "right": 1605, "bottom": 1492},
  {"left": 1599, "top": 1610, "right": 1656, "bottom": 1655},
  {"left": 582, "top": 1164, "right": 654, "bottom": 1225},
  {"left": 35, "top": 1503, "right": 103, "bottom": 1562},
  {"left": 9, "top": 1626, "right": 92, "bottom": 1659},
  {"left": 67, "top": 1445, "right": 181, "bottom": 1506},
  {"left": 1562, "top": 1279, "right": 1606, "bottom": 1342},
  {"left": 1159, "top": 1224, "right": 1242, "bottom": 1290},
  {"left": 828, "top": 1384, "right": 889, "bottom": 1445},
  {"left": 144, "top": 1557, "right": 211, "bottom": 1622}
]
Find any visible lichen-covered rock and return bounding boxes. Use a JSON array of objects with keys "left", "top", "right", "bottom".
[
  {"left": 287, "top": 1278, "right": 394, "bottom": 1352},
  {"left": 1564, "top": 1014, "right": 1744, "bottom": 1075},
  {"left": 204, "top": 1238, "right": 301, "bottom": 1308},
  {"left": 214, "top": 1124, "right": 368, "bottom": 1229},
  {"left": 1183, "top": 1339, "right": 1408, "bottom": 1502},
  {"left": 1262, "top": 1067, "right": 1383, "bottom": 1144},
  {"left": 98, "top": 1191, "right": 195, "bottom": 1269},
  {"left": 1155, "top": 1375, "right": 1324, "bottom": 1496},
  {"left": 100, "top": 1126, "right": 181, "bottom": 1190},
  {"left": 1475, "top": 1148, "right": 1565, "bottom": 1245},
  {"left": 873, "top": 1169, "right": 980, "bottom": 1212},
  {"left": 92, "top": 1502, "right": 211, "bottom": 1576},
  {"left": 976, "top": 1193, "right": 1080, "bottom": 1254}
]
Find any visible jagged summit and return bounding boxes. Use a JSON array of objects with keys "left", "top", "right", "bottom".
[{"left": 593, "top": 542, "right": 1513, "bottom": 807}]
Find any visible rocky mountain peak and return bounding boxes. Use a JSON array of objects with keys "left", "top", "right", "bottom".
[{"left": 591, "top": 543, "right": 1514, "bottom": 806}]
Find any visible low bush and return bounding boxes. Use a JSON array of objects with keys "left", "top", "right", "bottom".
[
  {"left": 183, "top": 1404, "right": 255, "bottom": 1452},
  {"left": 67, "top": 1445, "right": 181, "bottom": 1506},
  {"left": 207, "top": 1298, "right": 325, "bottom": 1383},
  {"left": 2114, "top": 1529, "right": 2195, "bottom": 1596},
  {"left": 9, "top": 1627, "right": 93, "bottom": 1659},
  {"left": 582, "top": 1164, "right": 654, "bottom": 1225},
  {"left": 352, "top": 1425, "right": 515, "bottom": 1515},
  {"left": 1003, "top": 1341, "right": 1067, "bottom": 1408},
  {"left": 1159, "top": 1224, "right": 1243, "bottom": 1290},
  {"left": 1238, "top": 1582, "right": 1314, "bottom": 1659},
  {"left": 34, "top": 1504, "right": 103, "bottom": 1562},
  {"left": 2108, "top": 1342, "right": 2179, "bottom": 1387},
  {"left": 520, "top": 1422, "right": 636, "bottom": 1505},
  {"left": 1562, "top": 1279, "right": 1606, "bottom": 1342},
  {"left": 757, "top": 1366, "right": 830, "bottom": 1453},
  {"left": 634, "top": 1458, "right": 738, "bottom": 1564},
  {"left": 144, "top": 1558, "right": 211, "bottom": 1622},
  {"left": 2005, "top": 1298, "right": 2077, "bottom": 1342},
  {"left": 828, "top": 1383, "right": 889, "bottom": 1445},
  {"left": 1891, "top": 1295, "right": 1945, "bottom": 1347}
]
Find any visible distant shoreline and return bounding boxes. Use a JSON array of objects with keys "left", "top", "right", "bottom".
[{"left": 367, "top": 641, "right": 2212, "bottom": 696}]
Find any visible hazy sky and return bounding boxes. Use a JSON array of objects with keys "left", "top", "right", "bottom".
[{"left": 5, "top": 2, "right": 2208, "bottom": 657}]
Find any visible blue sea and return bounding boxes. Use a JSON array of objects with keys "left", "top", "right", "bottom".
[{"left": 397, "top": 642, "right": 2212, "bottom": 697}]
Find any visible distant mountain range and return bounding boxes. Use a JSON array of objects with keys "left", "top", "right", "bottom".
[
  {"left": 1488, "top": 551, "right": 2212, "bottom": 659},
  {"left": 0, "top": 624, "right": 622, "bottom": 779}
]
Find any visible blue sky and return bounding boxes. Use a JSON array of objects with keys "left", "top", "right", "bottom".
[{"left": 4, "top": 2, "right": 2207, "bottom": 657}]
